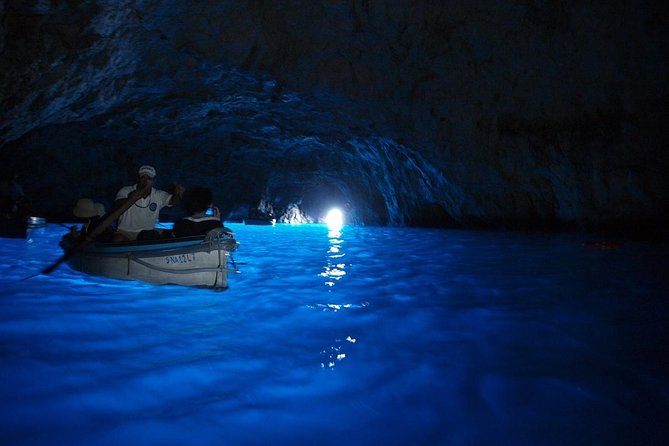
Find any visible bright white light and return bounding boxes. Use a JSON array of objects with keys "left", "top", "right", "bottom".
[{"left": 325, "top": 208, "right": 343, "bottom": 231}]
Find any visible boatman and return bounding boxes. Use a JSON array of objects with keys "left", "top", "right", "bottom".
[{"left": 112, "top": 165, "right": 184, "bottom": 241}]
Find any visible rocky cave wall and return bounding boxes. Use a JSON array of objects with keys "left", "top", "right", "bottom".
[{"left": 1, "top": 0, "right": 668, "bottom": 233}]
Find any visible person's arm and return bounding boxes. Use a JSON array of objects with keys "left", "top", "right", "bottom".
[
  {"left": 113, "top": 197, "right": 126, "bottom": 211},
  {"left": 114, "top": 185, "right": 151, "bottom": 211},
  {"left": 168, "top": 183, "right": 185, "bottom": 206}
]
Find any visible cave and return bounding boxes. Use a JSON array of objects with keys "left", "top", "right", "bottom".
[
  {"left": 1, "top": 1, "right": 667, "bottom": 237},
  {"left": 2, "top": 3, "right": 669, "bottom": 445}
]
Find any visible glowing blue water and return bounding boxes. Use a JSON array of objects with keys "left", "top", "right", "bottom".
[{"left": 1, "top": 224, "right": 668, "bottom": 445}]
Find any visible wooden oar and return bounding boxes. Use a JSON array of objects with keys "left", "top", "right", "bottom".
[{"left": 41, "top": 185, "right": 151, "bottom": 275}]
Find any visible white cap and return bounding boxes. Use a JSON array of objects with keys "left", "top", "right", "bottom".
[{"left": 138, "top": 165, "right": 156, "bottom": 178}]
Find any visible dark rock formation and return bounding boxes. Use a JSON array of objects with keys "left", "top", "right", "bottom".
[{"left": 1, "top": 1, "right": 668, "bottom": 235}]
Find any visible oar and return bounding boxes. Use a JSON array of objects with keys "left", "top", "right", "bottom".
[{"left": 40, "top": 185, "right": 151, "bottom": 275}]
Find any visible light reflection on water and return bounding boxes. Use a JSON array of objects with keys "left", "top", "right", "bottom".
[
  {"left": 1, "top": 223, "right": 669, "bottom": 445},
  {"left": 320, "top": 229, "right": 347, "bottom": 288}
]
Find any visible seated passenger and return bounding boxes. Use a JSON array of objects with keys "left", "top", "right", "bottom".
[
  {"left": 72, "top": 198, "right": 114, "bottom": 242},
  {"left": 173, "top": 186, "right": 233, "bottom": 238}
]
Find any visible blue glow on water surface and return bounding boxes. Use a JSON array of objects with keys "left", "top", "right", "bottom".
[{"left": 1, "top": 223, "right": 668, "bottom": 445}]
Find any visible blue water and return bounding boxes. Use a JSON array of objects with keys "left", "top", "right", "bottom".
[{"left": 1, "top": 223, "right": 668, "bottom": 445}]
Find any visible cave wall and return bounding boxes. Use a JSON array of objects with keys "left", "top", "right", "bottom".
[
  {"left": 197, "top": 0, "right": 669, "bottom": 231},
  {"left": 1, "top": 1, "right": 668, "bottom": 232}
]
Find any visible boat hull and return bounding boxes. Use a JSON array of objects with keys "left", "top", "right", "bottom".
[
  {"left": 63, "top": 232, "right": 238, "bottom": 289},
  {"left": 244, "top": 218, "right": 276, "bottom": 226}
]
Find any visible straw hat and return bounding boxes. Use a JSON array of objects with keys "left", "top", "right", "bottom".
[{"left": 73, "top": 198, "right": 104, "bottom": 218}]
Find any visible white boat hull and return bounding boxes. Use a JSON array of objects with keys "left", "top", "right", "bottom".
[{"left": 63, "top": 232, "right": 238, "bottom": 289}]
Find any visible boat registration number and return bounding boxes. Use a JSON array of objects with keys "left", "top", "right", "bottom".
[{"left": 165, "top": 253, "right": 195, "bottom": 264}]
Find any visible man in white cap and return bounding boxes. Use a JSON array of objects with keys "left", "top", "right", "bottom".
[{"left": 113, "top": 165, "right": 184, "bottom": 241}]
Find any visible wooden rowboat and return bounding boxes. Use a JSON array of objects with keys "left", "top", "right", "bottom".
[{"left": 60, "top": 228, "right": 238, "bottom": 289}]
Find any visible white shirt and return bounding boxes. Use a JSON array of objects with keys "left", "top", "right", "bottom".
[{"left": 115, "top": 185, "right": 172, "bottom": 233}]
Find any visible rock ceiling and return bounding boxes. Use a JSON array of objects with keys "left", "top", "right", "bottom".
[{"left": 1, "top": 1, "right": 667, "bottom": 233}]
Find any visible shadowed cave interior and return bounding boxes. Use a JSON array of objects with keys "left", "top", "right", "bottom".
[{"left": 1, "top": 1, "right": 668, "bottom": 236}]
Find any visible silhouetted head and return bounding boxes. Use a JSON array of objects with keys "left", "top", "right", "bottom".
[{"left": 183, "top": 186, "right": 213, "bottom": 215}]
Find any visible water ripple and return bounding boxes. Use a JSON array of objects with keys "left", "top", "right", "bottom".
[{"left": 1, "top": 224, "right": 668, "bottom": 445}]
